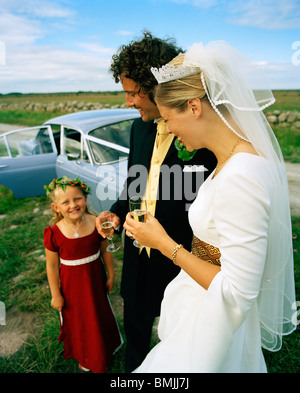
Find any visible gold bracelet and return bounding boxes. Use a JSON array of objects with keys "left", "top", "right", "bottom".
[{"left": 172, "top": 244, "right": 183, "bottom": 264}]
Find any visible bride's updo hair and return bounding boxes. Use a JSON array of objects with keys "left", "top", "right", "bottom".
[{"left": 154, "top": 53, "right": 207, "bottom": 111}]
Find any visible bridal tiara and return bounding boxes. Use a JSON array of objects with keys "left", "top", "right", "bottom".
[{"left": 151, "top": 64, "right": 200, "bottom": 84}]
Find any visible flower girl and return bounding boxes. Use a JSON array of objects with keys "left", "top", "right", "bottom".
[{"left": 44, "top": 176, "right": 122, "bottom": 372}]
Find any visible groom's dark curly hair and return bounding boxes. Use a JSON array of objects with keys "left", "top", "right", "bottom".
[{"left": 110, "top": 30, "right": 183, "bottom": 103}]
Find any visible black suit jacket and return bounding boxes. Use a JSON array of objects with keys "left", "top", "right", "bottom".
[{"left": 110, "top": 118, "right": 216, "bottom": 317}]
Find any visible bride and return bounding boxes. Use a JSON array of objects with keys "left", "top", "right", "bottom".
[{"left": 124, "top": 41, "right": 296, "bottom": 373}]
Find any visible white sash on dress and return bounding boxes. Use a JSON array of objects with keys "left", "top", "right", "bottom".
[{"left": 60, "top": 250, "right": 100, "bottom": 266}]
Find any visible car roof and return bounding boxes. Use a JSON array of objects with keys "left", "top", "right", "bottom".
[{"left": 44, "top": 109, "right": 141, "bottom": 133}]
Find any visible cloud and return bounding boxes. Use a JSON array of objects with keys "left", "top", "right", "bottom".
[
  {"left": 0, "top": 12, "right": 44, "bottom": 45},
  {"left": 24, "top": 1, "right": 75, "bottom": 19},
  {"left": 252, "top": 60, "right": 300, "bottom": 89},
  {"left": 167, "top": 0, "right": 300, "bottom": 29},
  {"left": 0, "top": 45, "right": 116, "bottom": 93},
  {"left": 167, "top": 0, "right": 218, "bottom": 8},
  {"left": 0, "top": 0, "right": 119, "bottom": 92},
  {"left": 78, "top": 43, "right": 115, "bottom": 55},
  {"left": 0, "top": 0, "right": 76, "bottom": 46},
  {"left": 228, "top": 0, "right": 300, "bottom": 30},
  {"left": 1, "top": 0, "right": 298, "bottom": 93},
  {"left": 115, "top": 30, "right": 134, "bottom": 36},
  {"left": 1, "top": 0, "right": 75, "bottom": 19}
]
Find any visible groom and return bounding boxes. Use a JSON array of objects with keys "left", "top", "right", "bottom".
[{"left": 98, "top": 31, "right": 216, "bottom": 372}]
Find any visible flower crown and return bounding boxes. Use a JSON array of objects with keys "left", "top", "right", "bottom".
[{"left": 44, "top": 176, "right": 90, "bottom": 196}]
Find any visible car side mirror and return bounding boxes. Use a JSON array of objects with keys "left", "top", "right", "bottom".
[{"left": 67, "top": 153, "right": 80, "bottom": 161}]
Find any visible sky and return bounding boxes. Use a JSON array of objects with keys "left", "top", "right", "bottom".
[{"left": 0, "top": 0, "right": 299, "bottom": 94}]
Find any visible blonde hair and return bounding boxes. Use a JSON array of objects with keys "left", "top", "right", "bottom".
[{"left": 154, "top": 53, "right": 206, "bottom": 111}]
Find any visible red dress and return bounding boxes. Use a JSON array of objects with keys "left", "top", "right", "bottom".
[{"left": 44, "top": 225, "right": 122, "bottom": 373}]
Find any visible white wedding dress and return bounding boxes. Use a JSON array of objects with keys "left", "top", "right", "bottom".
[{"left": 134, "top": 153, "right": 274, "bottom": 373}]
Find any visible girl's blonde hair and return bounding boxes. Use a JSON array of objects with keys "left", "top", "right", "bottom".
[{"left": 154, "top": 53, "right": 207, "bottom": 111}]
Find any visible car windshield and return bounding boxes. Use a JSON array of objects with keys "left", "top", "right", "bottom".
[
  {"left": 88, "top": 140, "right": 128, "bottom": 165},
  {"left": 88, "top": 119, "right": 132, "bottom": 148},
  {"left": 87, "top": 118, "right": 134, "bottom": 165}
]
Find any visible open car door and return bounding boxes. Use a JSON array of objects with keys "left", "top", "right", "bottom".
[{"left": 0, "top": 125, "right": 58, "bottom": 198}]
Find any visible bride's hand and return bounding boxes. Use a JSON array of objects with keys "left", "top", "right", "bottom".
[{"left": 124, "top": 211, "right": 169, "bottom": 250}]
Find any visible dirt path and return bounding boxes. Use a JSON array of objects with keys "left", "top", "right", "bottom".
[
  {"left": 0, "top": 123, "right": 26, "bottom": 134},
  {"left": 0, "top": 308, "right": 41, "bottom": 357}
]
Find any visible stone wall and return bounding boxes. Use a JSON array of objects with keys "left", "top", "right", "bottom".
[
  {"left": 0, "top": 100, "right": 127, "bottom": 113},
  {"left": 265, "top": 110, "right": 300, "bottom": 130}
]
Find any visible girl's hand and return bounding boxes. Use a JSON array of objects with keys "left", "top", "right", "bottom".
[
  {"left": 106, "top": 276, "right": 115, "bottom": 293},
  {"left": 51, "top": 295, "right": 64, "bottom": 312},
  {"left": 124, "top": 211, "right": 169, "bottom": 250}
]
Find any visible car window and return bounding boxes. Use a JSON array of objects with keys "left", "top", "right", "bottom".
[
  {"left": 64, "top": 128, "right": 89, "bottom": 162},
  {"left": 36, "top": 127, "right": 56, "bottom": 153},
  {"left": 89, "top": 140, "right": 128, "bottom": 165},
  {"left": 1, "top": 127, "right": 54, "bottom": 158},
  {"left": 88, "top": 119, "right": 133, "bottom": 148}
]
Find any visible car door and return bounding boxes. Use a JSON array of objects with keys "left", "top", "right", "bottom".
[
  {"left": 55, "top": 119, "right": 133, "bottom": 214},
  {"left": 84, "top": 135, "right": 129, "bottom": 214},
  {"left": 55, "top": 126, "right": 103, "bottom": 214},
  {"left": 55, "top": 126, "right": 86, "bottom": 179},
  {"left": 85, "top": 118, "right": 133, "bottom": 213},
  {"left": 0, "top": 126, "right": 58, "bottom": 198}
]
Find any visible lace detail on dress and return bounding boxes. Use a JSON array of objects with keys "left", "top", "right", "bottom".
[
  {"left": 191, "top": 236, "right": 221, "bottom": 266},
  {"left": 60, "top": 250, "right": 100, "bottom": 266}
]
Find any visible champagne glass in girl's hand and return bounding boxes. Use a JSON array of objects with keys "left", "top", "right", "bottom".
[
  {"left": 99, "top": 211, "right": 120, "bottom": 252},
  {"left": 129, "top": 196, "right": 147, "bottom": 248}
]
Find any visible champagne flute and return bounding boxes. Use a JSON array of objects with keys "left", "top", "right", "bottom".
[
  {"left": 129, "top": 196, "right": 147, "bottom": 248},
  {"left": 99, "top": 211, "right": 120, "bottom": 252}
]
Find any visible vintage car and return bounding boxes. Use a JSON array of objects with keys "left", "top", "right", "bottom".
[{"left": 0, "top": 109, "right": 140, "bottom": 213}]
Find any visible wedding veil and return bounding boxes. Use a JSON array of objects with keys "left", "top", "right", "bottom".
[{"left": 152, "top": 41, "right": 296, "bottom": 351}]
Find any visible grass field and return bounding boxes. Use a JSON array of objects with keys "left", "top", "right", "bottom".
[
  {"left": 0, "top": 186, "right": 126, "bottom": 373},
  {"left": 0, "top": 91, "right": 126, "bottom": 105},
  {"left": 270, "top": 90, "right": 300, "bottom": 112},
  {"left": 0, "top": 90, "right": 299, "bottom": 373},
  {"left": 0, "top": 184, "right": 299, "bottom": 373},
  {"left": 0, "top": 91, "right": 126, "bottom": 127}
]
